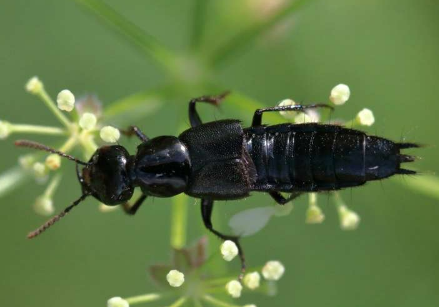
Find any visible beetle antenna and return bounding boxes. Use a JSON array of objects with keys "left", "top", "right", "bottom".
[
  {"left": 15, "top": 140, "right": 89, "bottom": 165},
  {"left": 27, "top": 194, "right": 89, "bottom": 239}
]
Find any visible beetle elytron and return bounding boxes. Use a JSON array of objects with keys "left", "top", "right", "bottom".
[{"left": 16, "top": 92, "right": 418, "bottom": 277}]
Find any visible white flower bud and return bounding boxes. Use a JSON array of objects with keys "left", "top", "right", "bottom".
[
  {"left": 25, "top": 76, "right": 43, "bottom": 94},
  {"left": 338, "top": 205, "right": 360, "bottom": 230},
  {"left": 329, "top": 84, "right": 350, "bottom": 105},
  {"left": 306, "top": 193, "right": 324, "bottom": 224},
  {"left": 356, "top": 108, "right": 375, "bottom": 126},
  {"left": 220, "top": 240, "right": 239, "bottom": 261},
  {"left": 306, "top": 204, "right": 325, "bottom": 224},
  {"left": 100, "top": 126, "right": 121, "bottom": 143},
  {"left": 79, "top": 112, "right": 97, "bottom": 131},
  {"left": 33, "top": 162, "right": 47, "bottom": 177},
  {"left": 278, "top": 99, "right": 296, "bottom": 119},
  {"left": 45, "top": 154, "right": 61, "bottom": 170},
  {"left": 262, "top": 260, "right": 285, "bottom": 281},
  {"left": 57, "top": 89, "right": 75, "bottom": 112},
  {"left": 0, "top": 120, "right": 11, "bottom": 139},
  {"left": 107, "top": 297, "right": 129, "bottom": 307},
  {"left": 294, "top": 113, "right": 313, "bottom": 124},
  {"left": 99, "top": 203, "right": 119, "bottom": 213},
  {"left": 34, "top": 196, "right": 54, "bottom": 216},
  {"left": 225, "top": 280, "right": 243, "bottom": 298},
  {"left": 243, "top": 272, "right": 261, "bottom": 290},
  {"left": 19, "top": 155, "right": 35, "bottom": 170},
  {"left": 244, "top": 305, "right": 257, "bottom": 307},
  {"left": 166, "top": 270, "right": 185, "bottom": 287}
]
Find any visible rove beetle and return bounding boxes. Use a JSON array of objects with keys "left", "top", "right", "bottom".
[{"left": 16, "top": 92, "right": 419, "bottom": 277}]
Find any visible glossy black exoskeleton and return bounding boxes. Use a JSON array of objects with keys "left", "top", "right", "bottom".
[{"left": 16, "top": 92, "right": 419, "bottom": 277}]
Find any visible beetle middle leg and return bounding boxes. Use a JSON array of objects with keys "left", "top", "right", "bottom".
[
  {"left": 122, "top": 195, "right": 147, "bottom": 215},
  {"left": 251, "top": 104, "right": 333, "bottom": 127},
  {"left": 188, "top": 91, "right": 230, "bottom": 127},
  {"left": 269, "top": 191, "right": 302, "bottom": 205},
  {"left": 201, "top": 198, "right": 246, "bottom": 279},
  {"left": 121, "top": 125, "right": 149, "bottom": 142}
]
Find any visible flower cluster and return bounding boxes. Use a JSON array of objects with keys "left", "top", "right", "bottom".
[
  {"left": 107, "top": 238, "right": 285, "bottom": 307},
  {"left": 0, "top": 76, "right": 123, "bottom": 215}
]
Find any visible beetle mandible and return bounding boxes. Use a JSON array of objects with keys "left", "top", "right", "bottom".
[{"left": 16, "top": 92, "right": 419, "bottom": 278}]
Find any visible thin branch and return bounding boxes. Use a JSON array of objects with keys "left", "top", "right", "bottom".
[
  {"left": 75, "top": 0, "right": 179, "bottom": 75},
  {"left": 210, "top": 0, "right": 315, "bottom": 68},
  {"left": 190, "top": 0, "right": 209, "bottom": 50}
]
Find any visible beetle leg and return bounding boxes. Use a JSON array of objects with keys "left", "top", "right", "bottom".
[
  {"left": 251, "top": 104, "right": 333, "bottom": 127},
  {"left": 121, "top": 125, "right": 149, "bottom": 142},
  {"left": 269, "top": 191, "right": 302, "bottom": 205},
  {"left": 122, "top": 195, "right": 147, "bottom": 215},
  {"left": 201, "top": 198, "right": 246, "bottom": 279},
  {"left": 189, "top": 91, "right": 230, "bottom": 127}
]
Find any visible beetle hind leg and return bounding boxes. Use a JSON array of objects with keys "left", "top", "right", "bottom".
[{"left": 201, "top": 199, "right": 246, "bottom": 280}]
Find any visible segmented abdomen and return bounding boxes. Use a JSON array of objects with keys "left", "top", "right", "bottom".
[{"left": 244, "top": 123, "right": 413, "bottom": 192}]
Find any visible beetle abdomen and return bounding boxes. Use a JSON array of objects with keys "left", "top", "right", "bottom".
[{"left": 244, "top": 123, "right": 416, "bottom": 192}]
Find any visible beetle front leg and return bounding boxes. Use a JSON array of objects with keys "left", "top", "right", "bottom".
[
  {"left": 251, "top": 104, "right": 333, "bottom": 127},
  {"left": 188, "top": 92, "right": 230, "bottom": 127},
  {"left": 201, "top": 198, "right": 246, "bottom": 279},
  {"left": 269, "top": 191, "right": 302, "bottom": 205}
]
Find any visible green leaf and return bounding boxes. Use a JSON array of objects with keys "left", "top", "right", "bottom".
[
  {"left": 75, "top": 0, "right": 178, "bottom": 75},
  {"left": 210, "top": 0, "right": 316, "bottom": 68},
  {"left": 190, "top": 0, "right": 209, "bottom": 50},
  {"left": 0, "top": 167, "right": 28, "bottom": 198},
  {"left": 103, "top": 89, "right": 164, "bottom": 126}
]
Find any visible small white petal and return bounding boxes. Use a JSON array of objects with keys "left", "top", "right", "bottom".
[
  {"left": 33, "top": 196, "right": 54, "bottom": 216},
  {"left": 45, "top": 154, "right": 61, "bottom": 170},
  {"left": 278, "top": 99, "right": 297, "bottom": 119},
  {"left": 0, "top": 120, "right": 11, "bottom": 139},
  {"left": 57, "top": 89, "right": 75, "bottom": 112},
  {"left": 243, "top": 272, "right": 261, "bottom": 290},
  {"left": 25, "top": 76, "right": 43, "bottom": 94},
  {"left": 338, "top": 205, "right": 361, "bottom": 230},
  {"left": 79, "top": 112, "right": 98, "bottom": 130},
  {"left": 330, "top": 84, "right": 350, "bottom": 105},
  {"left": 107, "top": 297, "right": 129, "bottom": 307},
  {"left": 100, "top": 126, "right": 121, "bottom": 143},
  {"left": 356, "top": 108, "right": 375, "bottom": 126},
  {"left": 225, "top": 280, "right": 243, "bottom": 298},
  {"left": 166, "top": 270, "right": 185, "bottom": 287},
  {"left": 262, "top": 260, "right": 285, "bottom": 281},
  {"left": 273, "top": 202, "right": 293, "bottom": 217},
  {"left": 220, "top": 240, "right": 239, "bottom": 261}
]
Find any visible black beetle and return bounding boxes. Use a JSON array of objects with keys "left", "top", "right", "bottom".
[{"left": 16, "top": 92, "right": 418, "bottom": 277}]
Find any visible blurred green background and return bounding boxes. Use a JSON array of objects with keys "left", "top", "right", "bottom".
[{"left": 1, "top": 0, "right": 439, "bottom": 306}]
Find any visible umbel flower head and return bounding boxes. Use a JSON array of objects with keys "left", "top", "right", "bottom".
[
  {"left": 106, "top": 237, "right": 281, "bottom": 306},
  {"left": 0, "top": 76, "right": 129, "bottom": 216}
]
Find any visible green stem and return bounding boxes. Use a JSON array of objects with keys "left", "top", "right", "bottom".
[
  {"left": 167, "top": 296, "right": 188, "bottom": 307},
  {"left": 190, "top": 0, "right": 209, "bottom": 50},
  {"left": 76, "top": 0, "right": 179, "bottom": 75},
  {"left": 125, "top": 293, "right": 162, "bottom": 305},
  {"left": 210, "top": 0, "right": 315, "bottom": 68},
  {"left": 44, "top": 174, "right": 62, "bottom": 198},
  {"left": 170, "top": 194, "right": 188, "bottom": 249},
  {"left": 202, "top": 295, "right": 241, "bottom": 307},
  {"left": 394, "top": 174, "right": 439, "bottom": 200},
  {"left": 10, "top": 124, "right": 67, "bottom": 136},
  {"left": 37, "top": 88, "right": 72, "bottom": 129}
]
